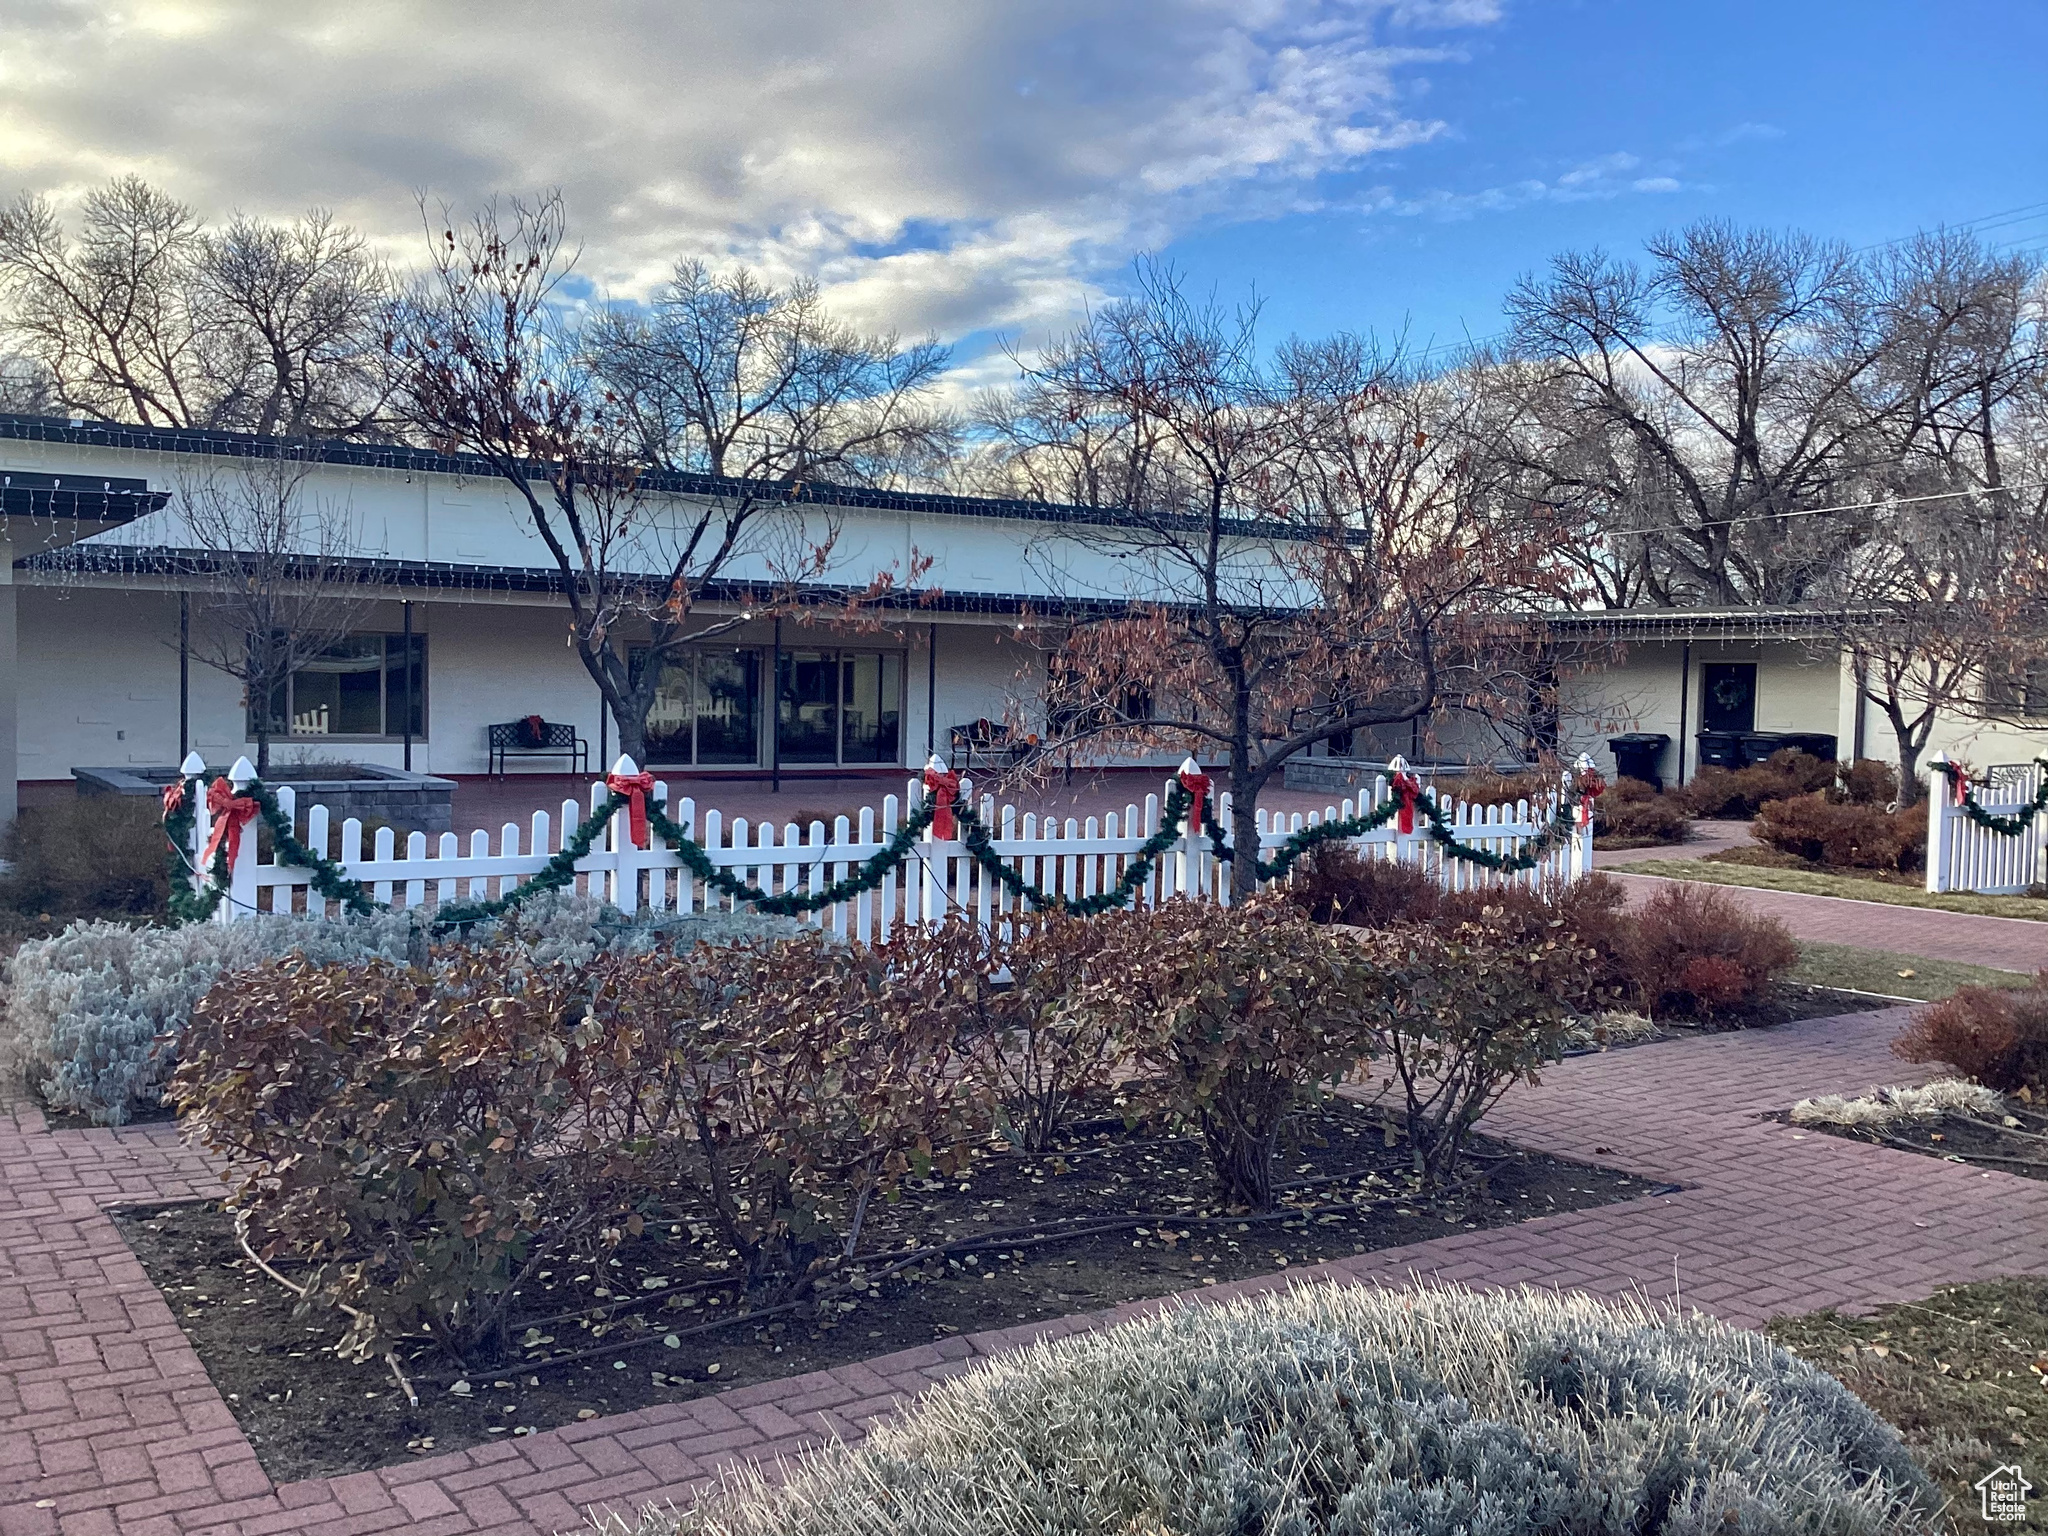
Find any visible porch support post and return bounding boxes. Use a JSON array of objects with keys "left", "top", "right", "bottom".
[{"left": 0, "top": 539, "right": 15, "bottom": 828}]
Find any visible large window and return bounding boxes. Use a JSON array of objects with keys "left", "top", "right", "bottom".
[
  {"left": 636, "top": 645, "right": 902, "bottom": 767},
  {"left": 778, "top": 650, "right": 903, "bottom": 766},
  {"left": 253, "top": 634, "right": 425, "bottom": 740},
  {"left": 643, "top": 648, "right": 763, "bottom": 765}
]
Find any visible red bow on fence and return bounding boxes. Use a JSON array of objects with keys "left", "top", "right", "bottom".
[
  {"left": 1951, "top": 762, "right": 1973, "bottom": 806},
  {"left": 1392, "top": 770, "right": 1423, "bottom": 835},
  {"left": 1576, "top": 769, "right": 1607, "bottom": 827},
  {"left": 202, "top": 777, "right": 258, "bottom": 869},
  {"left": 161, "top": 780, "right": 186, "bottom": 818},
  {"left": 922, "top": 764, "right": 962, "bottom": 840},
  {"left": 1177, "top": 763, "right": 1213, "bottom": 835},
  {"left": 605, "top": 770, "right": 656, "bottom": 849}
]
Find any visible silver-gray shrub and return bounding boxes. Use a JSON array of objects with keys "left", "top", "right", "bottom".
[
  {"left": 4, "top": 894, "right": 795, "bottom": 1125},
  {"left": 614, "top": 1282, "right": 1936, "bottom": 1536}
]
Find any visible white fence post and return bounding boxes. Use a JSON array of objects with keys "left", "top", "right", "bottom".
[
  {"left": 218, "top": 755, "right": 259, "bottom": 924},
  {"left": 1925, "top": 753, "right": 1952, "bottom": 894},
  {"left": 921, "top": 754, "right": 948, "bottom": 928}
]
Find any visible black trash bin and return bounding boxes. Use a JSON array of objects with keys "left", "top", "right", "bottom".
[
  {"left": 1778, "top": 732, "right": 1838, "bottom": 763},
  {"left": 1607, "top": 732, "right": 1671, "bottom": 791},
  {"left": 1696, "top": 731, "right": 1744, "bottom": 771}
]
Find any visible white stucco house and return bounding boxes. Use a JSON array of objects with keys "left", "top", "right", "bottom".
[{"left": 2, "top": 410, "right": 2041, "bottom": 824}]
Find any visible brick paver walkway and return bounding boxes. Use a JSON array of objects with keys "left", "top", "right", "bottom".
[{"left": 4, "top": 1009, "right": 2046, "bottom": 1535}]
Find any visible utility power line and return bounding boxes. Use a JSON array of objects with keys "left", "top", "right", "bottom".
[{"left": 1561, "top": 482, "right": 2041, "bottom": 542}]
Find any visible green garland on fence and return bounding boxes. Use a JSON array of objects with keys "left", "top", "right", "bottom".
[
  {"left": 1200, "top": 786, "right": 1581, "bottom": 880},
  {"left": 165, "top": 773, "right": 949, "bottom": 929},
  {"left": 431, "top": 792, "right": 635, "bottom": 930},
  {"left": 954, "top": 782, "right": 1195, "bottom": 915},
  {"left": 1933, "top": 757, "right": 2048, "bottom": 837},
  {"left": 244, "top": 780, "right": 379, "bottom": 917},
  {"left": 161, "top": 774, "right": 229, "bottom": 923},
  {"left": 644, "top": 795, "right": 938, "bottom": 917},
  {"left": 161, "top": 763, "right": 1587, "bottom": 931}
]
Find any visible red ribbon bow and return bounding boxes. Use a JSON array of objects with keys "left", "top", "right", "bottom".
[
  {"left": 202, "top": 777, "right": 259, "bottom": 869},
  {"left": 1576, "top": 769, "right": 1607, "bottom": 827},
  {"left": 1177, "top": 767, "right": 1213, "bottom": 834},
  {"left": 161, "top": 779, "right": 186, "bottom": 818},
  {"left": 605, "top": 770, "right": 656, "bottom": 849},
  {"left": 1392, "top": 771, "right": 1423, "bottom": 835},
  {"left": 1950, "top": 762, "right": 1972, "bottom": 806},
  {"left": 923, "top": 765, "right": 962, "bottom": 839}
]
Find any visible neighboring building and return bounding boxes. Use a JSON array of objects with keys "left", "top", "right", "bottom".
[{"left": 0, "top": 414, "right": 1227, "bottom": 822}]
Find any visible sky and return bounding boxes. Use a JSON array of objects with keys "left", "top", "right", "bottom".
[{"left": 0, "top": 0, "right": 2043, "bottom": 390}]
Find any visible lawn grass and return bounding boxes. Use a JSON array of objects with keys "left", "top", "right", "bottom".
[
  {"left": 1790, "top": 941, "right": 2030, "bottom": 1002},
  {"left": 1768, "top": 1277, "right": 2048, "bottom": 1530},
  {"left": 1619, "top": 857, "right": 2048, "bottom": 922}
]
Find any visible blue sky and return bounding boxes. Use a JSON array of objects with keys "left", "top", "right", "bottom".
[
  {"left": 2, "top": 0, "right": 2041, "bottom": 388},
  {"left": 1104, "top": 0, "right": 2048, "bottom": 358}
]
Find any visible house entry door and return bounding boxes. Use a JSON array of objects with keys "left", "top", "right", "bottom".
[{"left": 1700, "top": 663, "right": 1757, "bottom": 734}]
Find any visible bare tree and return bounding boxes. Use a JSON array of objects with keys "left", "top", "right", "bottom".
[
  {"left": 983, "top": 266, "right": 1550, "bottom": 896},
  {"left": 177, "top": 452, "right": 384, "bottom": 773},
  {"left": 197, "top": 210, "right": 395, "bottom": 436},
  {"left": 0, "top": 177, "right": 210, "bottom": 427},
  {"left": 394, "top": 196, "right": 946, "bottom": 766},
  {"left": 1826, "top": 234, "right": 2048, "bottom": 802},
  {"left": 1503, "top": 220, "right": 1895, "bottom": 606},
  {"left": 0, "top": 176, "right": 394, "bottom": 436}
]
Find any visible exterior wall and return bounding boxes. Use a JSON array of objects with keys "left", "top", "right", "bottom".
[
  {"left": 15, "top": 581, "right": 1048, "bottom": 782},
  {"left": 1558, "top": 638, "right": 1850, "bottom": 785},
  {"left": 0, "top": 432, "right": 1297, "bottom": 611},
  {"left": 1851, "top": 687, "right": 2048, "bottom": 786}
]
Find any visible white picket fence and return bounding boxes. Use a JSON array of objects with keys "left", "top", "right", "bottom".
[
  {"left": 182, "top": 755, "right": 1593, "bottom": 935},
  {"left": 1925, "top": 754, "right": 2048, "bottom": 895}
]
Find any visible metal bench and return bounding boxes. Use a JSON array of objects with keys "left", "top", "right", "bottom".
[
  {"left": 950, "top": 719, "right": 1043, "bottom": 776},
  {"left": 487, "top": 718, "right": 590, "bottom": 777}
]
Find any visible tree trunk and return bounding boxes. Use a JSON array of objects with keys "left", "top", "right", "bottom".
[
  {"left": 1229, "top": 794, "right": 1262, "bottom": 901},
  {"left": 1896, "top": 737, "right": 1925, "bottom": 810}
]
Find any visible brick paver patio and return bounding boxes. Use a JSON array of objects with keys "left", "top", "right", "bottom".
[{"left": 4, "top": 1007, "right": 2046, "bottom": 1535}]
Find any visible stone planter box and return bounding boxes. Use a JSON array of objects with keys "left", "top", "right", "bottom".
[{"left": 71, "top": 763, "right": 457, "bottom": 836}]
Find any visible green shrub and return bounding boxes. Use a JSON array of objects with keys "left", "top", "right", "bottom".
[
  {"left": 1074, "top": 896, "right": 1377, "bottom": 1210},
  {"left": 1754, "top": 792, "right": 1923, "bottom": 872},
  {"left": 0, "top": 795, "right": 170, "bottom": 922},
  {"left": 2, "top": 895, "right": 792, "bottom": 1125},
  {"left": 1894, "top": 977, "right": 2048, "bottom": 1095},
  {"left": 615, "top": 1282, "right": 1935, "bottom": 1536},
  {"left": 1625, "top": 882, "right": 1800, "bottom": 1020}
]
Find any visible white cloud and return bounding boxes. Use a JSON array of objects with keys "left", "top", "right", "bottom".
[
  {"left": 0, "top": 0, "right": 1500, "bottom": 357},
  {"left": 1362, "top": 149, "right": 1689, "bottom": 220}
]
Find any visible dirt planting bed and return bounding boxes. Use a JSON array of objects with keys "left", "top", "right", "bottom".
[
  {"left": 1782, "top": 1101, "right": 2048, "bottom": 1181},
  {"left": 115, "top": 1098, "right": 1661, "bottom": 1483}
]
